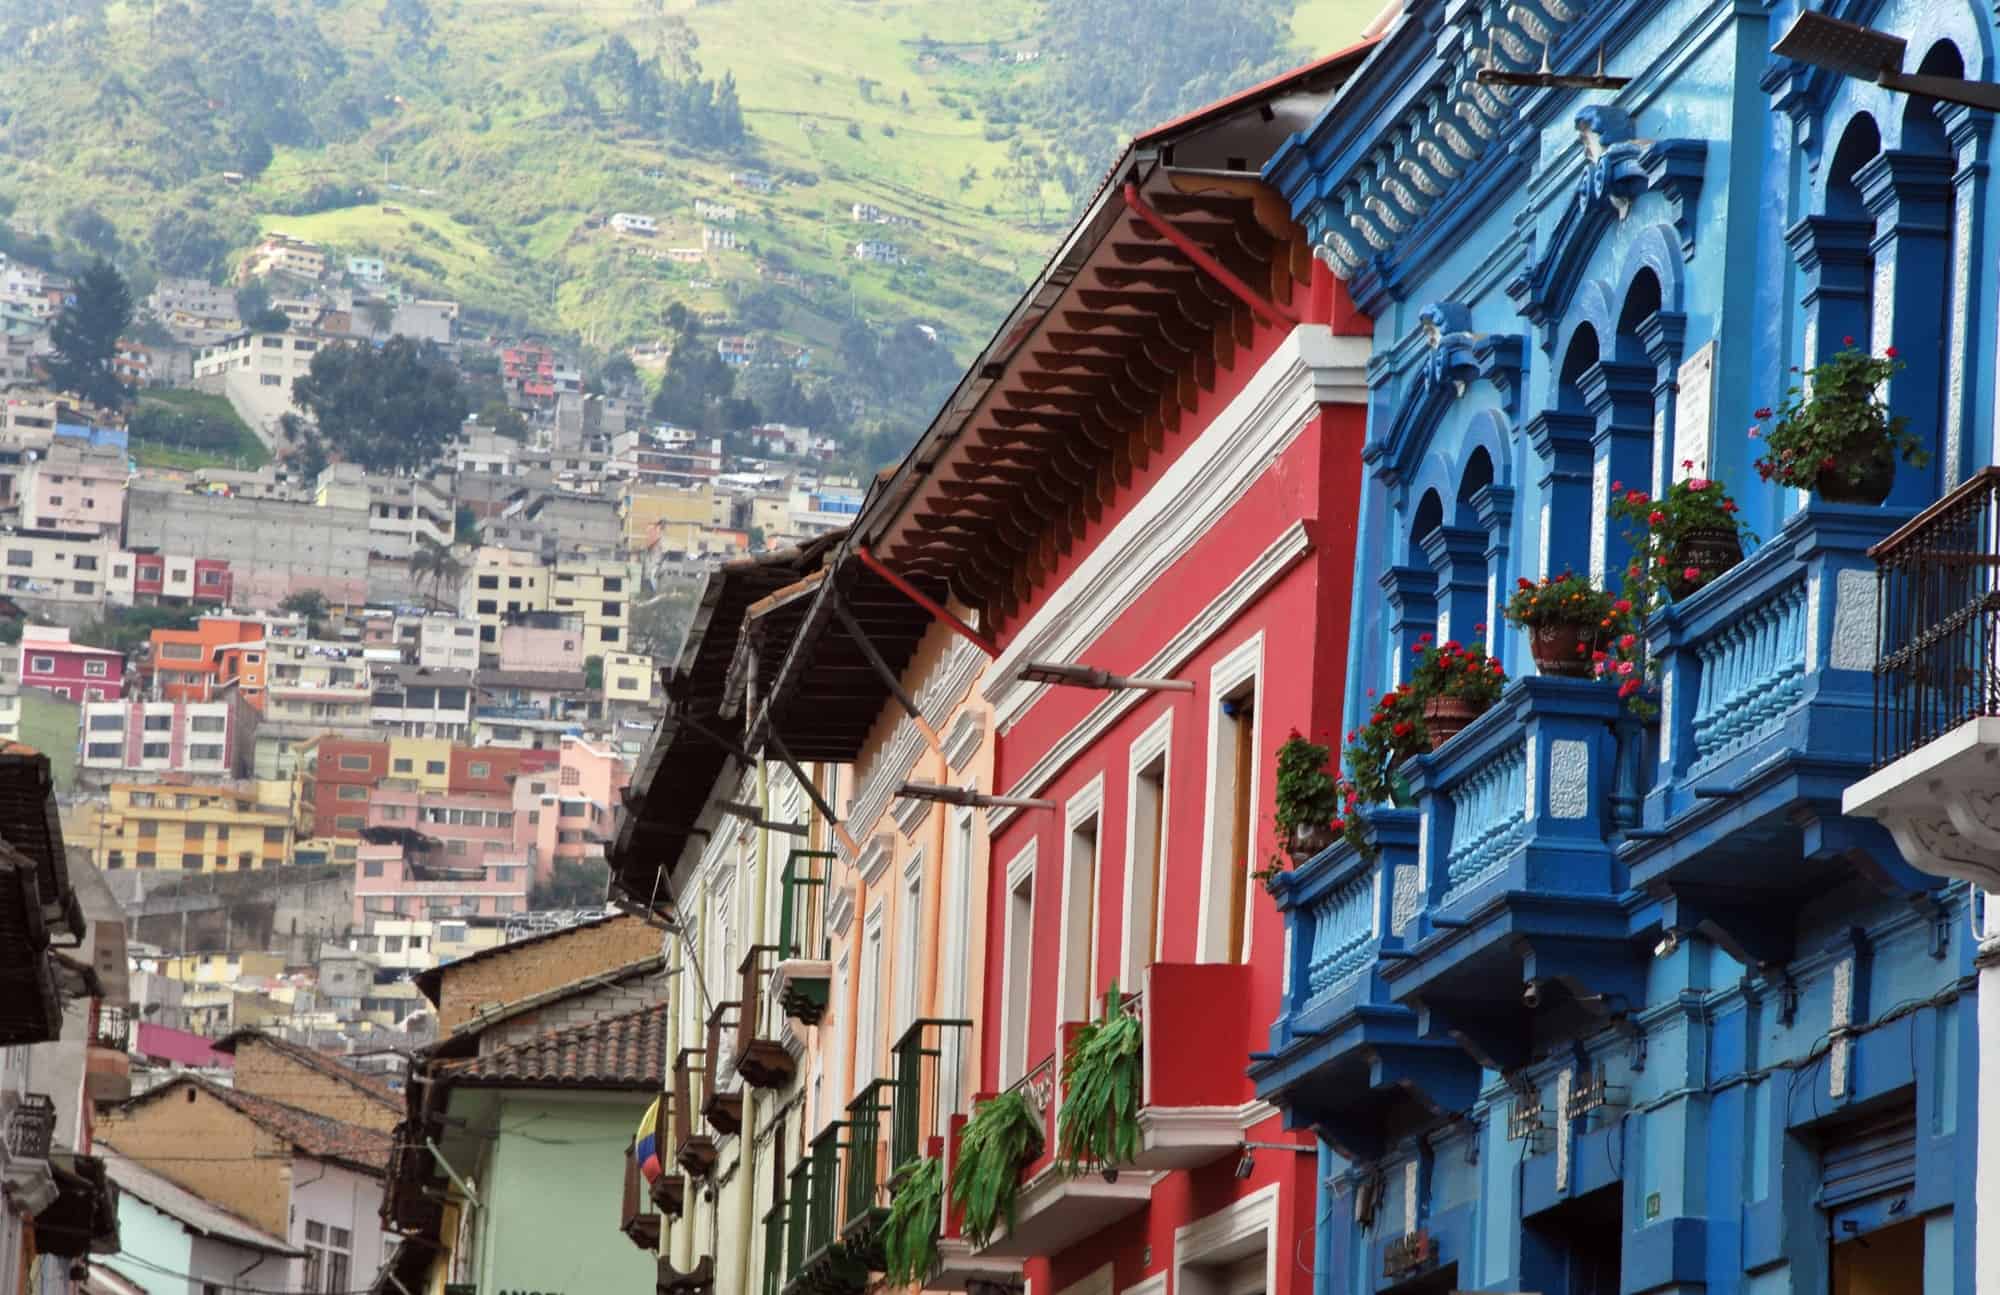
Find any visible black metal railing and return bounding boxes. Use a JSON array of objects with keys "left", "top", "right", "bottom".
[
  {"left": 890, "top": 1018, "right": 972, "bottom": 1176},
  {"left": 93, "top": 1006, "right": 129, "bottom": 1052},
  {"left": 4, "top": 1093, "right": 56, "bottom": 1159},
  {"left": 777, "top": 849, "right": 837, "bottom": 960},
  {"left": 1871, "top": 467, "right": 2000, "bottom": 766}
]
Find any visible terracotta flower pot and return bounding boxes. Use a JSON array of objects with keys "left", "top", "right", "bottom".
[
  {"left": 1815, "top": 453, "right": 1895, "bottom": 505},
  {"left": 1529, "top": 621, "right": 1599, "bottom": 678},
  {"left": 1288, "top": 821, "right": 1336, "bottom": 862},
  {"left": 1422, "top": 695, "right": 1486, "bottom": 750},
  {"left": 1667, "top": 527, "right": 1744, "bottom": 600}
]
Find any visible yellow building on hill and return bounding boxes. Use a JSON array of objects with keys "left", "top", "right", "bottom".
[{"left": 88, "top": 783, "right": 295, "bottom": 873}]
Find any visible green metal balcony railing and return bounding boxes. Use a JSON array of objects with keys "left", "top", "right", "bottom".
[
  {"left": 784, "top": 1160, "right": 811, "bottom": 1280},
  {"left": 760, "top": 1200, "right": 786, "bottom": 1295},
  {"left": 804, "top": 1121, "right": 845, "bottom": 1263},
  {"left": 777, "top": 849, "right": 837, "bottom": 960},
  {"left": 890, "top": 1018, "right": 972, "bottom": 1177},
  {"left": 842, "top": 1080, "right": 895, "bottom": 1230}
]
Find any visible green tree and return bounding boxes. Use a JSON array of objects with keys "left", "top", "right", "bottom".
[
  {"left": 46, "top": 259, "right": 133, "bottom": 409},
  {"left": 62, "top": 205, "right": 119, "bottom": 256},
  {"left": 149, "top": 211, "right": 230, "bottom": 279},
  {"left": 455, "top": 505, "right": 482, "bottom": 546},
  {"left": 289, "top": 337, "right": 469, "bottom": 474},
  {"left": 236, "top": 281, "right": 290, "bottom": 332},
  {"left": 279, "top": 589, "right": 331, "bottom": 634},
  {"left": 410, "top": 538, "right": 463, "bottom": 609},
  {"left": 583, "top": 655, "right": 604, "bottom": 690},
  {"left": 529, "top": 857, "right": 610, "bottom": 909}
]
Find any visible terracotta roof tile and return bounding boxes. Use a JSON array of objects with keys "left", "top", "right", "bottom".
[
  {"left": 117, "top": 1077, "right": 393, "bottom": 1174},
  {"left": 436, "top": 1001, "right": 668, "bottom": 1090}
]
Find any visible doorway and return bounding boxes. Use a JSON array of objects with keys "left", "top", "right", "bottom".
[
  {"left": 1831, "top": 1215, "right": 1924, "bottom": 1295},
  {"left": 1522, "top": 1183, "right": 1622, "bottom": 1295}
]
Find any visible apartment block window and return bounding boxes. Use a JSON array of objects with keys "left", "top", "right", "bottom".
[
  {"left": 363, "top": 860, "right": 384, "bottom": 878},
  {"left": 82, "top": 658, "right": 107, "bottom": 677},
  {"left": 185, "top": 823, "right": 206, "bottom": 841},
  {"left": 190, "top": 715, "right": 226, "bottom": 733},
  {"left": 338, "top": 754, "right": 372, "bottom": 771},
  {"left": 603, "top": 576, "right": 623, "bottom": 593},
  {"left": 392, "top": 758, "right": 413, "bottom": 773},
  {"left": 85, "top": 743, "right": 121, "bottom": 759},
  {"left": 136, "top": 852, "right": 156, "bottom": 869},
  {"left": 143, "top": 713, "right": 170, "bottom": 731},
  {"left": 137, "top": 820, "right": 158, "bottom": 838},
  {"left": 75, "top": 555, "right": 96, "bottom": 571},
  {"left": 600, "top": 626, "right": 621, "bottom": 643},
  {"left": 28, "top": 656, "right": 52, "bottom": 673},
  {"left": 189, "top": 744, "right": 223, "bottom": 762},
  {"left": 336, "top": 785, "right": 367, "bottom": 801},
  {"left": 469, "top": 761, "right": 490, "bottom": 779},
  {"left": 88, "top": 713, "right": 121, "bottom": 731},
  {"left": 335, "top": 815, "right": 364, "bottom": 830},
  {"left": 426, "top": 760, "right": 446, "bottom": 775},
  {"left": 7, "top": 550, "right": 30, "bottom": 567},
  {"left": 1001, "top": 849, "right": 1036, "bottom": 1085},
  {"left": 264, "top": 827, "right": 286, "bottom": 844},
  {"left": 105, "top": 850, "right": 124, "bottom": 869},
  {"left": 180, "top": 853, "right": 200, "bottom": 870}
]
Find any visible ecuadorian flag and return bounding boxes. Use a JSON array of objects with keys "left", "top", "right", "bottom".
[{"left": 635, "top": 1096, "right": 664, "bottom": 1187}]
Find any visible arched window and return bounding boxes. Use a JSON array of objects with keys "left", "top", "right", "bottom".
[{"left": 1385, "top": 489, "right": 1445, "bottom": 682}]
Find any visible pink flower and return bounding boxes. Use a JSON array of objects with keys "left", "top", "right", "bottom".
[
  {"left": 1591, "top": 649, "right": 1608, "bottom": 662},
  {"left": 1748, "top": 427, "right": 1761, "bottom": 439},
  {"left": 1616, "top": 660, "right": 1636, "bottom": 676},
  {"left": 1474, "top": 622, "right": 1487, "bottom": 633},
  {"left": 1594, "top": 661, "right": 1607, "bottom": 676},
  {"left": 1681, "top": 459, "right": 1695, "bottom": 470},
  {"left": 1690, "top": 478, "right": 1711, "bottom": 491},
  {"left": 1613, "top": 599, "right": 1632, "bottom": 614},
  {"left": 1611, "top": 480, "right": 1622, "bottom": 492},
  {"left": 1684, "top": 566, "right": 1701, "bottom": 581}
]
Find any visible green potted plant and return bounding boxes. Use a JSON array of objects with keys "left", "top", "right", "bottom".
[
  {"left": 1503, "top": 571, "right": 1617, "bottom": 676},
  {"left": 948, "top": 1088, "right": 1043, "bottom": 1247},
  {"left": 1272, "top": 732, "right": 1341, "bottom": 863},
  {"left": 1341, "top": 678, "right": 1427, "bottom": 814},
  {"left": 1055, "top": 985, "right": 1142, "bottom": 1180},
  {"left": 882, "top": 1156, "right": 943, "bottom": 1285},
  {"left": 1751, "top": 340, "right": 1927, "bottom": 503},
  {"left": 1405, "top": 634, "right": 1507, "bottom": 748},
  {"left": 1607, "top": 474, "right": 1753, "bottom": 600}
]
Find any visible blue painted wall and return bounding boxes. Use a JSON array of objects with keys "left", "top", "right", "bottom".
[{"left": 1253, "top": 0, "right": 1996, "bottom": 1290}]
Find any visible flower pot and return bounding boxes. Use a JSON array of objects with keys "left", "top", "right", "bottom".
[
  {"left": 1287, "top": 821, "right": 1336, "bottom": 862},
  {"left": 1422, "top": 696, "right": 1486, "bottom": 750},
  {"left": 1815, "top": 453, "right": 1895, "bottom": 505},
  {"left": 1667, "top": 527, "right": 1744, "bottom": 599},
  {"left": 1529, "top": 621, "right": 1599, "bottom": 678}
]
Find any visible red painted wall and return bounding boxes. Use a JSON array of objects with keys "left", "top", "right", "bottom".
[{"left": 972, "top": 308, "right": 1366, "bottom": 1293}]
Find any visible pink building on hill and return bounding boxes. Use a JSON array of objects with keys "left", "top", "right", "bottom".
[
  {"left": 18, "top": 624, "right": 123, "bottom": 702},
  {"left": 352, "top": 838, "right": 529, "bottom": 926},
  {"left": 511, "top": 733, "right": 629, "bottom": 884}
]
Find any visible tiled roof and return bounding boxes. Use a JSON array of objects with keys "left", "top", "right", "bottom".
[
  {"left": 212, "top": 1029, "right": 401, "bottom": 1110},
  {"left": 118, "top": 1077, "right": 393, "bottom": 1174},
  {"left": 436, "top": 1000, "right": 668, "bottom": 1090}
]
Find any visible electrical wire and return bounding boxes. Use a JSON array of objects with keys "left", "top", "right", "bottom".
[{"left": 104, "top": 1251, "right": 381, "bottom": 1295}]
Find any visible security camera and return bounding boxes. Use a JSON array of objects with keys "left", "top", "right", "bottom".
[
  {"left": 1653, "top": 930, "right": 1680, "bottom": 959},
  {"left": 1521, "top": 981, "right": 1542, "bottom": 1009}
]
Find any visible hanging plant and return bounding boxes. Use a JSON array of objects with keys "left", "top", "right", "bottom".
[
  {"left": 1751, "top": 341, "right": 1925, "bottom": 502},
  {"left": 1267, "top": 732, "right": 1340, "bottom": 878},
  {"left": 1055, "top": 984, "right": 1142, "bottom": 1176},
  {"left": 1599, "top": 474, "right": 1755, "bottom": 716},
  {"left": 948, "top": 1088, "right": 1043, "bottom": 1247},
  {"left": 881, "top": 1156, "right": 943, "bottom": 1285}
]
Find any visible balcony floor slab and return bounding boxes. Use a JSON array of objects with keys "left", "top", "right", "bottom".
[{"left": 1844, "top": 715, "right": 2000, "bottom": 890}]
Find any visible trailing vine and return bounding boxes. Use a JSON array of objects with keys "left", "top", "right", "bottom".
[
  {"left": 1055, "top": 984, "right": 1143, "bottom": 1175},
  {"left": 947, "top": 1088, "right": 1043, "bottom": 1247},
  {"left": 881, "top": 1156, "right": 943, "bottom": 1285}
]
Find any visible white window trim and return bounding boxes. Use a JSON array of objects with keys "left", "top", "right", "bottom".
[
  {"left": 1057, "top": 1264, "right": 1115, "bottom": 1295},
  {"left": 895, "top": 848, "right": 925, "bottom": 1038},
  {"left": 1122, "top": 1275, "right": 1168, "bottom": 1295},
  {"left": 999, "top": 841, "right": 1038, "bottom": 1086},
  {"left": 856, "top": 901, "right": 886, "bottom": 1089},
  {"left": 1197, "top": 631, "right": 1264, "bottom": 965},
  {"left": 1057, "top": 773, "right": 1106, "bottom": 1038},
  {"left": 1173, "top": 1180, "right": 1279, "bottom": 1295},
  {"left": 1121, "top": 709, "right": 1174, "bottom": 986}
]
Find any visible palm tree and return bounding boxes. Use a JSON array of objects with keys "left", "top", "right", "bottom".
[{"left": 411, "top": 539, "right": 462, "bottom": 611}]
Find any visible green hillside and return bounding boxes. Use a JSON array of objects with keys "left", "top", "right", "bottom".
[{"left": 0, "top": 0, "right": 1377, "bottom": 444}]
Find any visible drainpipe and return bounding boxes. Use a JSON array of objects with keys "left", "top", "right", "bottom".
[
  {"left": 1977, "top": 896, "right": 2000, "bottom": 1295},
  {"left": 731, "top": 758, "right": 771, "bottom": 1290}
]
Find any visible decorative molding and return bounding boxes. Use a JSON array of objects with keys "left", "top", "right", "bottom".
[
  {"left": 1173, "top": 1180, "right": 1280, "bottom": 1290},
  {"left": 1120, "top": 709, "right": 1175, "bottom": 981},
  {"left": 1196, "top": 631, "right": 1265, "bottom": 965},
  {"left": 826, "top": 880, "right": 857, "bottom": 939},
  {"left": 987, "top": 523, "right": 1313, "bottom": 833},
  {"left": 1829, "top": 567, "right": 1876, "bottom": 671},
  {"left": 942, "top": 709, "right": 987, "bottom": 773},
  {"left": 1548, "top": 739, "right": 1590, "bottom": 820},
  {"left": 857, "top": 832, "right": 896, "bottom": 889},
  {"left": 842, "top": 638, "right": 985, "bottom": 862},
  {"left": 1005, "top": 841, "right": 1039, "bottom": 891},
  {"left": 984, "top": 326, "right": 1368, "bottom": 730},
  {"left": 892, "top": 783, "right": 933, "bottom": 838}
]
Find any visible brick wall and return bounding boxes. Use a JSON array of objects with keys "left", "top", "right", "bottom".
[
  {"left": 98, "top": 1086, "right": 292, "bottom": 1238},
  {"left": 434, "top": 915, "right": 662, "bottom": 1032},
  {"left": 231, "top": 1042, "right": 400, "bottom": 1132}
]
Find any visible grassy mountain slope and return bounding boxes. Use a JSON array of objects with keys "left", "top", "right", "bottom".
[{"left": 0, "top": 0, "right": 1376, "bottom": 439}]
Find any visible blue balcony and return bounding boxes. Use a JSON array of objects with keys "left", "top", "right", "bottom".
[
  {"left": 1252, "top": 809, "right": 1479, "bottom": 1161},
  {"left": 1378, "top": 676, "right": 1640, "bottom": 1074},
  {"left": 1624, "top": 502, "right": 1938, "bottom": 964}
]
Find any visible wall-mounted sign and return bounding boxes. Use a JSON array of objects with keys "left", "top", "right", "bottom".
[{"left": 1674, "top": 340, "right": 1716, "bottom": 480}]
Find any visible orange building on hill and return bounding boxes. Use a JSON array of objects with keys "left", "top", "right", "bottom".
[{"left": 150, "top": 617, "right": 270, "bottom": 707}]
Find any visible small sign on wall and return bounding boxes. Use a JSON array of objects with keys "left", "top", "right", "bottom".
[{"left": 1674, "top": 341, "right": 1716, "bottom": 480}]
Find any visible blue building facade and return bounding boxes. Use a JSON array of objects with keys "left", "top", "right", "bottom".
[{"left": 1250, "top": 1, "right": 1997, "bottom": 1291}]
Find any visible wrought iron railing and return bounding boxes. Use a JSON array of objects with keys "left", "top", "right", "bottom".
[
  {"left": 889, "top": 1017, "right": 972, "bottom": 1176},
  {"left": 777, "top": 849, "right": 837, "bottom": 960},
  {"left": 804, "top": 1122, "right": 844, "bottom": 1262},
  {"left": 1869, "top": 467, "right": 2000, "bottom": 767},
  {"left": 760, "top": 1200, "right": 786, "bottom": 1295},
  {"left": 784, "top": 1160, "right": 812, "bottom": 1277},
  {"left": 4, "top": 1093, "right": 56, "bottom": 1159}
]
